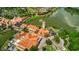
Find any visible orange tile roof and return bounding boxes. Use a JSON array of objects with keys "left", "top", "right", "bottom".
[
  {"left": 18, "top": 37, "right": 38, "bottom": 49},
  {"left": 15, "top": 17, "right": 26, "bottom": 21},
  {"left": 20, "top": 31, "right": 26, "bottom": 36},
  {"left": 23, "top": 34, "right": 30, "bottom": 39},
  {"left": 38, "top": 28, "right": 49, "bottom": 34},
  {"left": 15, "top": 31, "right": 26, "bottom": 39},
  {"left": 15, "top": 33, "right": 20, "bottom": 39},
  {"left": 11, "top": 17, "right": 26, "bottom": 25},
  {"left": 30, "top": 37, "right": 38, "bottom": 41},
  {"left": 14, "top": 24, "right": 49, "bottom": 49},
  {"left": 16, "top": 32, "right": 38, "bottom": 49},
  {"left": 27, "top": 24, "right": 39, "bottom": 31},
  {"left": 30, "top": 32, "right": 37, "bottom": 37},
  {"left": 18, "top": 39, "right": 29, "bottom": 48},
  {"left": 10, "top": 20, "right": 17, "bottom": 25}
]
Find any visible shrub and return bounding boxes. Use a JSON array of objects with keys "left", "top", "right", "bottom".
[
  {"left": 30, "top": 46, "right": 38, "bottom": 51},
  {"left": 46, "top": 39, "right": 52, "bottom": 45}
]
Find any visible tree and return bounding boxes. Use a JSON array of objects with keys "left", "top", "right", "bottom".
[
  {"left": 54, "top": 35, "right": 60, "bottom": 43},
  {"left": 24, "top": 48, "right": 28, "bottom": 51},
  {"left": 46, "top": 39, "right": 52, "bottom": 45},
  {"left": 64, "top": 7, "right": 79, "bottom": 16},
  {"left": 30, "top": 46, "right": 38, "bottom": 51},
  {"left": 42, "top": 47, "right": 46, "bottom": 51}
]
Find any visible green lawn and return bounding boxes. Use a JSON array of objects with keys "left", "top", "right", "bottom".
[
  {"left": 45, "top": 45, "right": 54, "bottom": 51},
  {"left": 0, "top": 29, "right": 16, "bottom": 50}
]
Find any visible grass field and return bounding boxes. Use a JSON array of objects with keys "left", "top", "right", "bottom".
[{"left": 0, "top": 29, "right": 16, "bottom": 50}]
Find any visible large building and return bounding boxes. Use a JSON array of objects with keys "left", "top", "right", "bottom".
[{"left": 13, "top": 24, "right": 49, "bottom": 50}]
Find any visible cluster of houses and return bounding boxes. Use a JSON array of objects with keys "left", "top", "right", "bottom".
[
  {"left": 0, "top": 17, "right": 26, "bottom": 29},
  {"left": 13, "top": 24, "right": 50, "bottom": 50},
  {"left": 0, "top": 18, "right": 9, "bottom": 28}
]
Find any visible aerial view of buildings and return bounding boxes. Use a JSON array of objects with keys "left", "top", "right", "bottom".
[{"left": 0, "top": 7, "right": 79, "bottom": 51}]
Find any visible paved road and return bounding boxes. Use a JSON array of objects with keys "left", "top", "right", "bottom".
[
  {"left": 49, "top": 36, "right": 67, "bottom": 51},
  {"left": 38, "top": 37, "right": 46, "bottom": 51}
]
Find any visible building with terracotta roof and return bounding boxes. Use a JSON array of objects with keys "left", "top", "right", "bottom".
[
  {"left": 27, "top": 24, "right": 39, "bottom": 31},
  {"left": 13, "top": 24, "right": 50, "bottom": 51},
  {"left": 38, "top": 28, "right": 49, "bottom": 34},
  {"left": 14, "top": 32, "right": 39, "bottom": 50},
  {"left": 0, "top": 17, "right": 26, "bottom": 29},
  {"left": 10, "top": 17, "right": 26, "bottom": 25}
]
